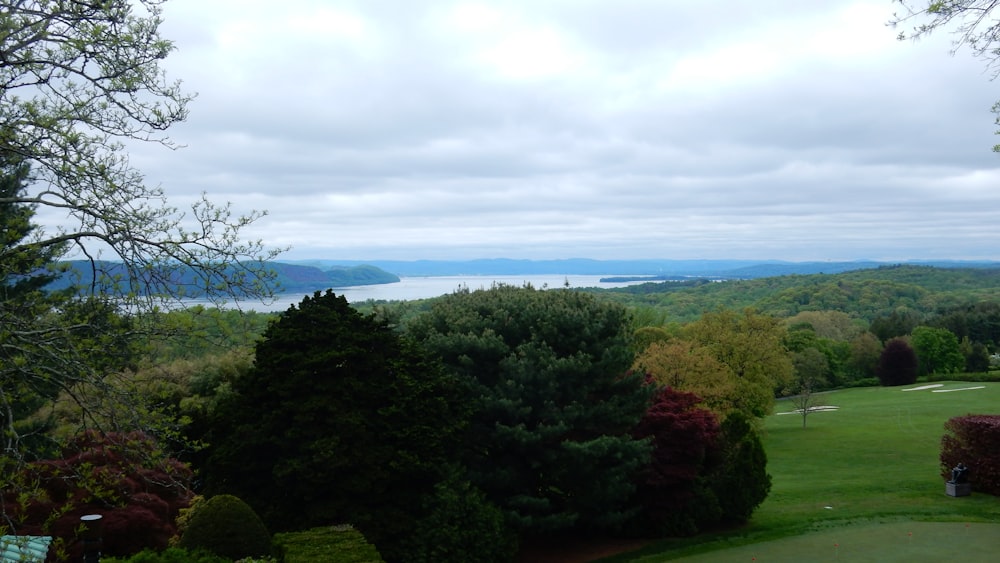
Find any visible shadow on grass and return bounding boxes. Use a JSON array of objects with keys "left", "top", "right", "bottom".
[{"left": 600, "top": 520, "right": 1000, "bottom": 562}]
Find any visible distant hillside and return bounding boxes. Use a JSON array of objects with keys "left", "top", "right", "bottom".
[
  {"left": 46, "top": 261, "right": 399, "bottom": 295},
  {"left": 270, "top": 263, "right": 399, "bottom": 291}
]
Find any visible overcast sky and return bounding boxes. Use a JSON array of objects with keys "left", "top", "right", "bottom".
[{"left": 128, "top": 0, "right": 1000, "bottom": 262}]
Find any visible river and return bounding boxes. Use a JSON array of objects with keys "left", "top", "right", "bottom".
[{"left": 231, "top": 274, "right": 652, "bottom": 312}]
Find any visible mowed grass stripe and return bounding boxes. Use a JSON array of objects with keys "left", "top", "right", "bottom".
[
  {"left": 665, "top": 521, "right": 1000, "bottom": 562},
  {"left": 608, "top": 382, "right": 1000, "bottom": 561}
]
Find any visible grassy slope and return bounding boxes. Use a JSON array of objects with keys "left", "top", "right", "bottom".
[{"left": 608, "top": 382, "right": 1000, "bottom": 561}]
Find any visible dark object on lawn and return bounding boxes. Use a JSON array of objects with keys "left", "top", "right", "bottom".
[
  {"left": 946, "top": 463, "right": 972, "bottom": 497},
  {"left": 949, "top": 463, "right": 969, "bottom": 484}
]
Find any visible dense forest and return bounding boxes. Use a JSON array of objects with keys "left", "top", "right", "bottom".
[{"left": 586, "top": 264, "right": 1000, "bottom": 324}]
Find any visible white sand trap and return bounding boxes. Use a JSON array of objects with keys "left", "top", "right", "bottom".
[
  {"left": 777, "top": 405, "right": 840, "bottom": 415},
  {"left": 902, "top": 384, "right": 944, "bottom": 391},
  {"left": 932, "top": 386, "right": 986, "bottom": 393}
]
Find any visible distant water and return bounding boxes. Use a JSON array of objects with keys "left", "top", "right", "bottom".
[{"left": 229, "top": 274, "right": 652, "bottom": 312}]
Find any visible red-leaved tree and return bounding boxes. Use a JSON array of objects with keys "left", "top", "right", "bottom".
[
  {"left": 1, "top": 431, "right": 193, "bottom": 561},
  {"left": 877, "top": 337, "right": 918, "bottom": 386},
  {"left": 632, "top": 386, "right": 723, "bottom": 536}
]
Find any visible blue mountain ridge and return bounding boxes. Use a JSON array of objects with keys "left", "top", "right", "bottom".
[{"left": 285, "top": 258, "right": 1000, "bottom": 280}]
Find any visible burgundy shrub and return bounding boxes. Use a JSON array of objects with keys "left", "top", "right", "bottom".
[
  {"left": 1, "top": 430, "right": 194, "bottom": 561},
  {"left": 941, "top": 414, "right": 1000, "bottom": 495}
]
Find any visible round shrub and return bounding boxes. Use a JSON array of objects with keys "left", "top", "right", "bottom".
[
  {"left": 178, "top": 494, "right": 271, "bottom": 560},
  {"left": 397, "top": 471, "right": 517, "bottom": 563}
]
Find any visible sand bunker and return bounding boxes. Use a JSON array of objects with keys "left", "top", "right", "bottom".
[
  {"left": 932, "top": 386, "right": 986, "bottom": 393},
  {"left": 902, "top": 384, "right": 944, "bottom": 391},
  {"left": 777, "top": 405, "right": 840, "bottom": 415}
]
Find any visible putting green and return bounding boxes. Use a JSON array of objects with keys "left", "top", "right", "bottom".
[{"left": 671, "top": 521, "right": 999, "bottom": 562}]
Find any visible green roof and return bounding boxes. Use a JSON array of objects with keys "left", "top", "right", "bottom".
[{"left": 0, "top": 536, "right": 52, "bottom": 562}]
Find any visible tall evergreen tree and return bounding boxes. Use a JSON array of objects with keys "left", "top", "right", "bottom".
[
  {"left": 1, "top": 152, "right": 71, "bottom": 459},
  {"left": 205, "top": 291, "right": 473, "bottom": 561},
  {"left": 407, "top": 285, "right": 653, "bottom": 535}
]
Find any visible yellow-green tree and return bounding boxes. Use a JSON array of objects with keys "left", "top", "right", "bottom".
[
  {"left": 682, "top": 309, "right": 793, "bottom": 418},
  {"left": 633, "top": 339, "right": 737, "bottom": 418}
]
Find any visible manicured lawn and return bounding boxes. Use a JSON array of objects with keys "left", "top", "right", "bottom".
[
  {"left": 665, "top": 521, "right": 1000, "bottom": 562},
  {"left": 605, "top": 382, "right": 1000, "bottom": 561}
]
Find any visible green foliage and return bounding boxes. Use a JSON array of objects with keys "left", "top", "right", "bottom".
[
  {"left": 399, "top": 468, "right": 518, "bottom": 563},
  {"left": 911, "top": 326, "right": 964, "bottom": 375},
  {"left": 179, "top": 494, "right": 271, "bottom": 560},
  {"left": 205, "top": 290, "right": 469, "bottom": 562},
  {"left": 596, "top": 265, "right": 1000, "bottom": 325},
  {"left": 870, "top": 309, "right": 923, "bottom": 342},
  {"left": 930, "top": 301, "right": 1000, "bottom": 350},
  {"left": 407, "top": 285, "right": 652, "bottom": 535},
  {"left": 144, "top": 307, "right": 273, "bottom": 362},
  {"left": 708, "top": 412, "right": 772, "bottom": 524},
  {"left": 683, "top": 309, "right": 794, "bottom": 418},
  {"left": 272, "top": 526, "right": 384, "bottom": 563},
  {"left": 961, "top": 337, "right": 991, "bottom": 372},
  {"left": 847, "top": 331, "right": 883, "bottom": 381},
  {"left": 103, "top": 547, "right": 231, "bottom": 563}
]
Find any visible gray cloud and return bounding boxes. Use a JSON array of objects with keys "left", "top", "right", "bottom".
[{"left": 119, "top": 0, "right": 1000, "bottom": 261}]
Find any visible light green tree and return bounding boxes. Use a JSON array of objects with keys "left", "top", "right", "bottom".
[{"left": 911, "top": 325, "right": 965, "bottom": 375}]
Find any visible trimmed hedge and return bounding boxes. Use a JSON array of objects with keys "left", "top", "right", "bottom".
[
  {"left": 940, "top": 414, "right": 1000, "bottom": 495},
  {"left": 179, "top": 495, "right": 271, "bottom": 560},
  {"left": 272, "top": 526, "right": 383, "bottom": 563}
]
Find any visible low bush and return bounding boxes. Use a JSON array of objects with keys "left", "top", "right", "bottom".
[
  {"left": 179, "top": 494, "right": 271, "bottom": 560},
  {"left": 103, "top": 547, "right": 230, "bottom": 563},
  {"left": 941, "top": 414, "right": 1000, "bottom": 495},
  {"left": 927, "top": 371, "right": 1000, "bottom": 383},
  {"left": 398, "top": 471, "right": 517, "bottom": 563},
  {"left": 272, "top": 526, "right": 383, "bottom": 563}
]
